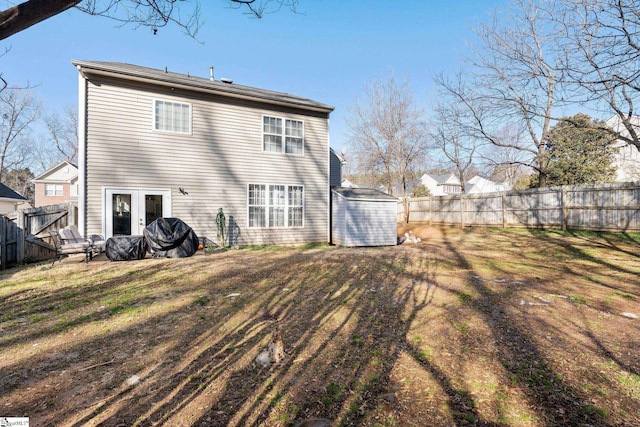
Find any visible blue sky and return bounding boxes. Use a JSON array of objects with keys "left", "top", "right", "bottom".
[{"left": 1, "top": 0, "right": 506, "bottom": 156}]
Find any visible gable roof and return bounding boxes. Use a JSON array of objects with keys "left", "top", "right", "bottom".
[
  {"left": 33, "top": 161, "right": 78, "bottom": 182},
  {"left": 0, "top": 183, "right": 26, "bottom": 201},
  {"left": 72, "top": 60, "right": 335, "bottom": 114},
  {"left": 468, "top": 175, "right": 498, "bottom": 185},
  {"left": 422, "top": 173, "right": 461, "bottom": 185}
]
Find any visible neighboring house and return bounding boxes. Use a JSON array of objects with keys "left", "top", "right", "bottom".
[
  {"left": 466, "top": 175, "right": 506, "bottom": 194},
  {"left": 329, "top": 148, "right": 345, "bottom": 187},
  {"left": 420, "top": 173, "right": 463, "bottom": 196},
  {"left": 0, "top": 183, "right": 28, "bottom": 214},
  {"left": 387, "top": 180, "right": 417, "bottom": 198},
  {"left": 420, "top": 173, "right": 505, "bottom": 196},
  {"left": 73, "top": 60, "right": 334, "bottom": 245},
  {"left": 606, "top": 115, "right": 640, "bottom": 182},
  {"left": 32, "top": 161, "right": 79, "bottom": 207}
]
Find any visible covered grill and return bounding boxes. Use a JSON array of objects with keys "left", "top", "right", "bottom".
[{"left": 143, "top": 217, "right": 199, "bottom": 258}]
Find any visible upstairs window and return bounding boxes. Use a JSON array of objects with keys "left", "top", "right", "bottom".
[
  {"left": 154, "top": 99, "right": 191, "bottom": 134},
  {"left": 45, "top": 184, "right": 63, "bottom": 196},
  {"left": 263, "top": 115, "right": 304, "bottom": 155},
  {"left": 263, "top": 116, "right": 282, "bottom": 152},
  {"left": 285, "top": 119, "right": 304, "bottom": 154}
]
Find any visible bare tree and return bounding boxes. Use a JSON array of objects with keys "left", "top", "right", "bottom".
[
  {"left": 0, "top": 87, "right": 40, "bottom": 182},
  {"left": 480, "top": 125, "right": 532, "bottom": 189},
  {"left": 45, "top": 105, "right": 78, "bottom": 164},
  {"left": 429, "top": 87, "right": 480, "bottom": 193},
  {"left": 3, "top": 167, "right": 34, "bottom": 203},
  {"left": 559, "top": 0, "right": 640, "bottom": 150},
  {"left": 0, "top": 0, "right": 298, "bottom": 41},
  {"left": 437, "top": 0, "right": 565, "bottom": 188},
  {"left": 346, "top": 74, "right": 428, "bottom": 198},
  {"left": 227, "top": 0, "right": 299, "bottom": 17}
]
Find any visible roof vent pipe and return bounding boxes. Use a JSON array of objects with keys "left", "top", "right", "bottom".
[{"left": 209, "top": 66, "right": 214, "bottom": 81}]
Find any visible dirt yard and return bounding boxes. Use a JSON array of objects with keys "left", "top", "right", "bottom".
[{"left": 1, "top": 226, "right": 639, "bottom": 426}]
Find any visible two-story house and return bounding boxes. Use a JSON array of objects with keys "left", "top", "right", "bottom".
[
  {"left": 73, "top": 61, "right": 334, "bottom": 245},
  {"left": 420, "top": 173, "right": 463, "bottom": 196},
  {"left": 32, "top": 161, "right": 79, "bottom": 207}
]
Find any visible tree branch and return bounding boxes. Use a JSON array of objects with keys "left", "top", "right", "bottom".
[{"left": 0, "top": 0, "right": 81, "bottom": 41}]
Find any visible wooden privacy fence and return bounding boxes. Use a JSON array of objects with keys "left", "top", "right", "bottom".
[
  {"left": 1, "top": 202, "right": 77, "bottom": 268},
  {"left": 0, "top": 215, "right": 20, "bottom": 268},
  {"left": 399, "top": 182, "right": 640, "bottom": 232}
]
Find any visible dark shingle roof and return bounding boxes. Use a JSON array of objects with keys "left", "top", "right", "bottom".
[
  {"left": 0, "top": 183, "right": 26, "bottom": 200},
  {"left": 72, "top": 60, "right": 334, "bottom": 113},
  {"left": 332, "top": 187, "right": 398, "bottom": 201},
  {"left": 430, "top": 173, "right": 458, "bottom": 184}
]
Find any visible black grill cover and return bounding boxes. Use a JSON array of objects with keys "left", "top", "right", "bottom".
[
  {"left": 106, "top": 236, "right": 148, "bottom": 261},
  {"left": 143, "top": 217, "right": 199, "bottom": 258}
]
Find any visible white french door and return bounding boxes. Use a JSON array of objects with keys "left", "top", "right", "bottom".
[{"left": 105, "top": 188, "right": 171, "bottom": 237}]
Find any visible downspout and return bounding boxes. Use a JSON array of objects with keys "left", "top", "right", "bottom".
[
  {"left": 327, "top": 116, "right": 331, "bottom": 244},
  {"left": 76, "top": 65, "right": 88, "bottom": 237}
]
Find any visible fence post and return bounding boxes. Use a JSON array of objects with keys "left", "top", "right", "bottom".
[
  {"left": 502, "top": 192, "right": 507, "bottom": 228},
  {"left": 68, "top": 202, "right": 76, "bottom": 227},
  {"left": 403, "top": 197, "right": 410, "bottom": 224},
  {"left": 15, "top": 210, "right": 25, "bottom": 264},
  {"left": 561, "top": 186, "right": 568, "bottom": 231},
  {"left": 460, "top": 194, "right": 465, "bottom": 229},
  {"left": 0, "top": 216, "right": 6, "bottom": 268}
]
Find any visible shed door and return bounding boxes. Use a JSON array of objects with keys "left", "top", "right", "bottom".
[{"left": 105, "top": 188, "right": 171, "bottom": 237}]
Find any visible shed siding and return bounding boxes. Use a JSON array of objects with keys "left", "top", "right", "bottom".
[
  {"left": 331, "top": 193, "right": 347, "bottom": 245},
  {"left": 345, "top": 200, "right": 397, "bottom": 246},
  {"left": 85, "top": 77, "right": 329, "bottom": 245},
  {"left": 331, "top": 190, "right": 397, "bottom": 247}
]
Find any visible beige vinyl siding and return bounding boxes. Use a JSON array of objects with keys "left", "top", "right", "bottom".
[{"left": 84, "top": 77, "right": 329, "bottom": 245}]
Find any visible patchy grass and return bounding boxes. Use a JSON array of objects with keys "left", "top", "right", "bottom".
[{"left": 0, "top": 226, "right": 639, "bottom": 426}]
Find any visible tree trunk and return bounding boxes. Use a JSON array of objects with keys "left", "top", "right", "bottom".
[{"left": 0, "top": 0, "right": 81, "bottom": 40}]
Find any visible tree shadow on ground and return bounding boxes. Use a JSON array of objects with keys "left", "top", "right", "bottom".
[
  {"left": 439, "top": 227, "right": 618, "bottom": 426},
  {"left": 2, "top": 232, "right": 635, "bottom": 426},
  {"left": 191, "top": 249, "right": 495, "bottom": 427}
]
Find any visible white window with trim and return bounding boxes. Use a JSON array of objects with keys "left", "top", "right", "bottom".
[
  {"left": 154, "top": 99, "right": 191, "bottom": 134},
  {"left": 45, "top": 183, "right": 63, "bottom": 196},
  {"left": 287, "top": 185, "right": 304, "bottom": 227},
  {"left": 262, "top": 115, "right": 304, "bottom": 155},
  {"left": 248, "top": 184, "right": 304, "bottom": 228}
]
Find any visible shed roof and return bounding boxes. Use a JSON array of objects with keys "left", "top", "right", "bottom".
[
  {"left": 0, "top": 183, "right": 26, "bottom": 201},
  {"left": 72, "top": 60, "right": 335, "bottom": 113},
  {"left": 332, "top": 187, "right": 398, "bottom": 202}
]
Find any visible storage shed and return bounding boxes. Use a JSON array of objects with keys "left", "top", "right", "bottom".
[{"left": 331, "top": 187, "right": 398, "bottom": 247}]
